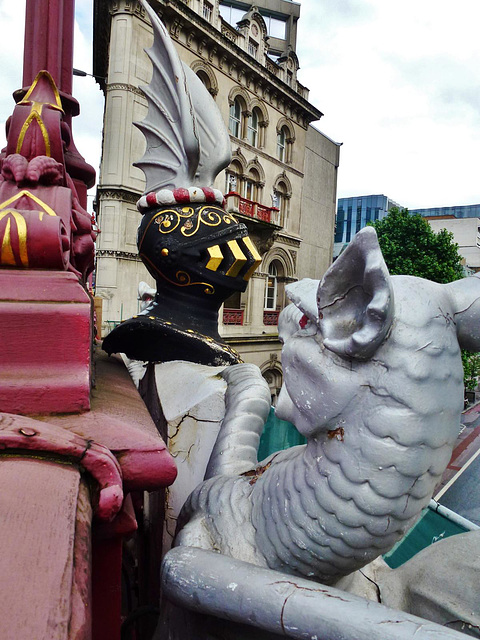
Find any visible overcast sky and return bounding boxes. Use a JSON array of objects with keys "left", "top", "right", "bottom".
[
  {"left": 297, "top": 0, "right": 480, "bottom": 209},
  {"left": 0, "top": 0, "right": 479, "bottom": 210}
]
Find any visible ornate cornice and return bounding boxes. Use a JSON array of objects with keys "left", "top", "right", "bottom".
[
  {"left": 106, "top": 82, "right": 146, "bottom": 98},
  {"left": 97, "top": 250, "right": 142, "bottom": 261},
  {"left": 156, "top": 0, "right": 322, "bottom": 126},
  {"left": 276, "top": 233, "right": 301, "bottom": 248},
  {"left": 97, "top": 188, "right": 141, "bottom": 205},
  {"left": 109, "top": 0, "right": 146, "bottom": 18}
]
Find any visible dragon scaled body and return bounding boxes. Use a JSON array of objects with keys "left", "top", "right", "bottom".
[{"left": 176, "top": 227, "right": 480, "bottom": 585}]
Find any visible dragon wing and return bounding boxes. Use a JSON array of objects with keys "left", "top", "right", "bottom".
[
  {"left": 183, "top": 64, "right": 232, "bottom": 186},
  {"left": 135, "top": 0, "right": 231, "bottom": 193}
]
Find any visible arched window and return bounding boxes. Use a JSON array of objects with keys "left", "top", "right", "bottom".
[
  {"left": 263, "top": 368, "right": 283, "bottom": 406},
  {"left": 196, "top": 70, "right": 212, "bottom": 93},
  {"left": 244, "top": 167, "right": 260, "bottom": 201},
  {"left": 264, "top": 262, "right": 278, "bottom": 310},
  {"left": 274, "top": 180, "right": 289, "bottom": 224},
  {"left": 225, "top": 159, "right": 243, "bottom": 194},
  {"left": 277, "top": 126, "right": 287, "bottom": 161},
  {"left": 229, "top": 98, "right": 242, "bottom": 138},
  {"left": 247, "top": 109, "right": 259, "bottom": 146}
]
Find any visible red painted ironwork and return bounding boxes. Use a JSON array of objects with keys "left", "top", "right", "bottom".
[
  {"left": 225, "top": 192, "right": 280, "bottom": 225},
  {"left": 263, "top": 310, "right": 280, "bottom": 325},
  {"left": 238, "top": 197, "right": 254, "bottom": 217},
  {"left": 223, "top": 308, "right": 244, "bottom": 325},
  {"left": 0, "top": 413, "right": 124, "bottom": 521},
  {"left": 256, "top": 204, "right": 273, "bottom": 222},
  {"left": 21, "top": 0, "right": 96, "bottom": 204}
]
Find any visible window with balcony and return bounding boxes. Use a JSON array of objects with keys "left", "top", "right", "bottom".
[{"left": 229, "top": 98, "right": 242, "bottom": 138}]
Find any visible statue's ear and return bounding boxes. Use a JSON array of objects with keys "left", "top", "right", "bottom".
[
  {"left": 446, "top": 275, "right": 480, "bottom": 351},
  {"left": 318, "top": 226, "right": 394, "bottom": 360}
]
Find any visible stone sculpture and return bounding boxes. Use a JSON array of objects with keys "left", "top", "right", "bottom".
[{"left": 176, "top": 225, "right": 480, "bottom": 589}]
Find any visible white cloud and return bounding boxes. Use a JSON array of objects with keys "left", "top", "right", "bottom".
[
  {"left": 297, "top": 0, "right": 480, "bottom": 208},
  {"left": 2, "top": 0, "right": 479, "bottom": 210}
]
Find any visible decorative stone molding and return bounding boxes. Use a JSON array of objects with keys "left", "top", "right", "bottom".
[
  {"left": 198, "top": 38, "right": 208, "bottom": 56},
  {"left": 262, "top": 246, "right": 295, "bottom": 278},
  {"left": 246, "top": 158, "right": 266, "bottom": 183},
  {"left": 98, "top": 188, "right": 141, "bottom": 205},
  {"left": 218, "top": 54, "right": 228, "bottom": 70},
  {"left": 221, "top": 24, "right": 238, "bottom": 45},
  {"left": 190, "top": 60, "right": 219, "bottom": 97},
  {"left": 276, "top": 117, "right": 296, "bottom": 141},
  {"left": 96, "top": 250, "right": 142, "bottom": 262},
  {"left": 276, "top": 233, "right": 301, "bottom": 248},
  {"left": 250, "top": 99, "right": 269, "bottom": 127},
  {"left": 186, "top": 29, "right": 196, "bottom": 48},
  {"left": 110, "top": 0, "right": 146, "bottom": 17},
  {"left": 170, "top": 19, "right": 183, "bottom": 39},
  {"left": 273, "top": 172, "right": 293, "bottom": 197},
  {"left": 228, "top": 86, "right": 251, "bottom": 109},
  {"left": 106, "top": 83, "right": 146, "bottom": 98}
]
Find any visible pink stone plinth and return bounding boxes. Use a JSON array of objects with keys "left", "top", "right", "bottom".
[{"left": 0, "top": 270, "right": 92, "bottom": 414}]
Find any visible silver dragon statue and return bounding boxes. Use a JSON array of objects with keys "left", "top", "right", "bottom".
[{"left": 128, "top": 2, "right": 480, "bottom": 638}]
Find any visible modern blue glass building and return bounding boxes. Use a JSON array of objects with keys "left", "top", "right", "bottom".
[
  {"left": 334, "top": 194, "right": 401, "bottom": 255},
  {"left": 409, "top": 204, "right": 480, "bottom": 219}
]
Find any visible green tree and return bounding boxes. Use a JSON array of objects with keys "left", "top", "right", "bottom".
[
  {"left": 370, "top": 207, "right": 464, "bottom": 284},
  {"left": 371, "top": 207, "right": 477, "bottom": 394}
]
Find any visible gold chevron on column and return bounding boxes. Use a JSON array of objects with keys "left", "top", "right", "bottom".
[
  {"left": 226, "top": 240, "right": 247, "bottom": 277},
  {"left": 206, "top": 244, "right": 223, "bottom": 271},
  {"left": 241, "top": 236, "right": 262, "bottom": 281}
]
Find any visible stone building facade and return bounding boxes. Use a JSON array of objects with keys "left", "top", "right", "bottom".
[{"left": 93, "top": 0, "right": 340, "bottom": 401}]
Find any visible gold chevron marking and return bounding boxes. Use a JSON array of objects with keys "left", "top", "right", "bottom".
[
  {"left": 20, "top": 71, "right": 63, "bottom": 111},
  {"left": 206, "top": 244, "right": 223, "bottom": 271},
  {"left": 16, "top": 71, "right": 64, "bottom": 157},
  {"left": 0, "top": 190, "right": 57, "bottom": 219},
  {"left": 226, "top": 240, "right": 247, "bottom": 277},
  {"left": 0, "top": 210, "right": 28, "bottom": 267},
  {"left": 242, "top": 236, "right": 262, "bottom": 281},
  {"left": 16, "top": 108, "right": 51, "bottom": 157}
]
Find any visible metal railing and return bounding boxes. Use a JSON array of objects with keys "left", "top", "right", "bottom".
[
  {"left": 225, "top": 192, "right": 280, "bottom": 225},
  {"left": 223, "top": 309, "right": 244, "bottom": 325},
  {"left": 263, "top": 310, "right": 280, "bottom": 326}
]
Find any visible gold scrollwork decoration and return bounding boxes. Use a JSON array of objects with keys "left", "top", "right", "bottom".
[
  {"left": 140, "top": 206, "right": 238, "bottom": 245},
  {"left": 140, "top": 253, "right": 215, "bottom": 295}
]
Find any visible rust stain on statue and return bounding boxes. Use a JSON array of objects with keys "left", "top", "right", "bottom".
[{"left": 327, "top": 426, "right": 344, "bottom": 442}]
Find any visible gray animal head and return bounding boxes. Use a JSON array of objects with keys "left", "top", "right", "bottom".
[{"left": 277, "top": 226, "right": 480, "bottom": 438}]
